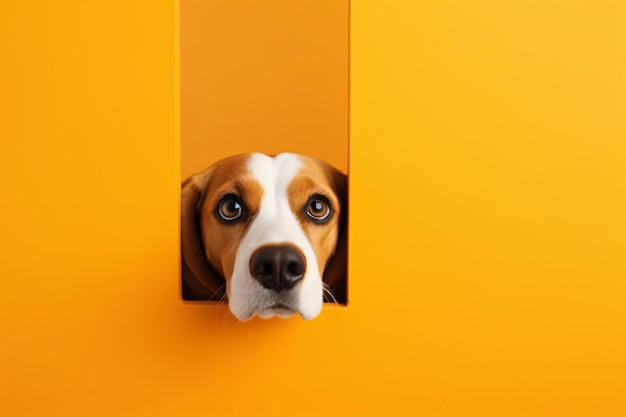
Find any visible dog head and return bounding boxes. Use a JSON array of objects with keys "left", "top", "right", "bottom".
[{"left": 181, "top": 153, "right": 347, "bottom": 320}]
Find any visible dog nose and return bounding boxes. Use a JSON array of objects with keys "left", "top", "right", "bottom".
[{"left": 249, "top": 244, "right": 306, "bottom": 292}]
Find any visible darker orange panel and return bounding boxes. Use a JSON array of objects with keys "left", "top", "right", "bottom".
[{"left": 180, "top": 0, "right": 349, "bottom": 179}]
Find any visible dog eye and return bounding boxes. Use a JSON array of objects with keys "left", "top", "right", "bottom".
[
  {"left": 218, "top": 196, "right": 244, "bottom": 221},
  {"left": 305, "top": 196, "right": 331, "bottom": 222}
]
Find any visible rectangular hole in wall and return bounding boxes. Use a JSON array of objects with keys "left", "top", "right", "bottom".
[{"left": 179, "top": 1, "right": 349, "bottom": 307}]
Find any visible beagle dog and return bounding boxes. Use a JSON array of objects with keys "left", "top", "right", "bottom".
[{"left": 181, "top": 153, "right": 347, "bottom": 321}]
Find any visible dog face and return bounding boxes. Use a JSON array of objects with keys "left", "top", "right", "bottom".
[{"left": 181, "top": 153, "right": 347, "bottom": 321}]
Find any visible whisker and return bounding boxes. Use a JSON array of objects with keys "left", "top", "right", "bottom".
[
  {"left": 322, "top": 283, "right": 339, "bottom": 305},
  {"left": 208, "top": 283, "right": 227, "bottom": 302},
  {"left": 211, "top": 284, "right": 228, "bottom": 322},
  {"left": 218, "top": 290, "right": 234, "bottom": 329},
  {"left": 221, "top": 303, "right": 231, "bottom": 329}
]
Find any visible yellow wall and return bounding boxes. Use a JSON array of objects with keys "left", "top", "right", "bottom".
[{"left": 2, "top": 1, "right": 625, "bottom": 417}]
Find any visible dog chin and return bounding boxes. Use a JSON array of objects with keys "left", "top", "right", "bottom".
[
  {"left": 231, "top": 303, "right": 321, "bottom": 321},
  {"left": 256, "top": 303, "right": 322, "bottom": 321},
  {"left": 257, "top": 305, "right": 297, "bottom": 319}
]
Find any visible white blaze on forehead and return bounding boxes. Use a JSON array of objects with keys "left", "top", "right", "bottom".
[
  {"left": 227, "top": 153, "right": 324, "bottom": 321},
  {"left": 248, "top": 153, "right": 302, "bottom": 218}
]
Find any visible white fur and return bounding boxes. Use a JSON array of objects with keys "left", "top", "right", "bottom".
[{"left": 228, "top": 153, "right": 324, "bottom": 321}]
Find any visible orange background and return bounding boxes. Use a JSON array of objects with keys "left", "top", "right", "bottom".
[
  {"left": 2, "top": 1, "right": 626, "bottom": 417},
  {"left": 180, "top": 0, "right": 349, "bottom": 179}
]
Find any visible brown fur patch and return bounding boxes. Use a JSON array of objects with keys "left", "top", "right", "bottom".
[
  {"left": 197, "top": 154, "right": 264, "bottom": 297},
  {"left": 288, "top": 156, "right": 343, "bottom": 277}
]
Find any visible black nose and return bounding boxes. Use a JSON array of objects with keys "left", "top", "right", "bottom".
[{"left": 249, "top": 244, "right": 306, "bottom": 292}]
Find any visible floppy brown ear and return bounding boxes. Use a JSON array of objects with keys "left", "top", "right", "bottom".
[
  {"left": 181, "top": 170, "right": 226, "bottom": 301},
  {"left": 323, "top": 168, "right": 348, "bottom": 304}
]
